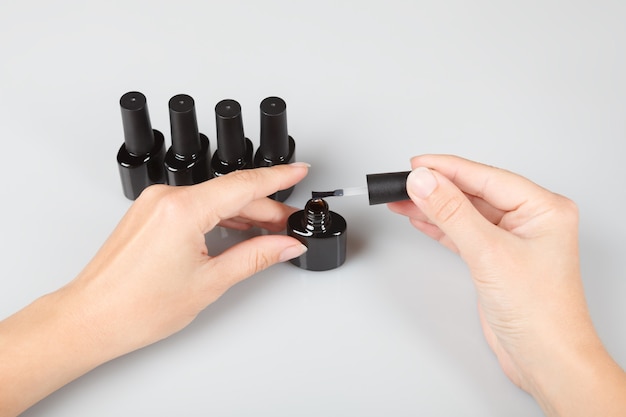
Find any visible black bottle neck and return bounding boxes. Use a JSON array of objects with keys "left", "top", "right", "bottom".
[
  {"left": 303, "top": 198, "right": 332, "bottom": 232},
  {"left": 169, "top": 94, "right": 201, "bottom": 159},
  {"left": 215, "top": 99, "right": 246, "bottom": 164},
  {"left": 120, "top": 91, "right": 155, "bottom": 156}
]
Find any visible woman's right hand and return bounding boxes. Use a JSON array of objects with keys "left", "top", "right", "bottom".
[{"left": 388, "top": 154, "right": 626, "bottom": 417}]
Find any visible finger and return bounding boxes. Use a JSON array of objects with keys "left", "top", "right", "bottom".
[
  {"left": 406, "top": 166, "right": 503, "bottom": 260},
  {"left": 389, "top": 194, "right": 504, "bottom": 226},
  {"left": 466, "top": 194, "right": 506, "bottom": 225},
  {"left": 411, "top": 155, "right": 550, "bottom": 212},
  {"left": 388, "top": 201, "right": 460, "bottom": 252},
  {"left": 235, "top": 198, "right": 299, "bottom": 231},
  {"left": 187, "top": 163, "right": 309, "bottom": 232},
  {"left": 388, "top": 200, "right": 459, "bottom": 251},
  {"left": 218, "top": 217, "right": 290, "bottom": 233},
  {"left": 388, "top": 194, "right": 496, "bottom": 253},
  {"left": 218, "top": 218, "right": 254, "bottom": 230},
  {"left": 387, "top": 200, "right": 429, "bottom": 222},
  {"left": 202, "top": 235, "right": 307, "bottom": 292},
  {"left": 217, "top": 199, "right": 299, "bottom": 232},
  {"left": 408, "top": 218, "right": 459, "bottom": 253}
]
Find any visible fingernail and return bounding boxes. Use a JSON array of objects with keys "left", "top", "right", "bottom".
[
  {"left": 407, "top": 167, "right": 437, "bottom": 199},
  {"left": 289, "top": 162, "right": 311, "bottom": 168},
  {"left": 279, "top": 243, "right": 308, "bottom": 263}
]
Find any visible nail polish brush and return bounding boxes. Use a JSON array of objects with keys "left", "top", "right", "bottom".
[{"left": 312, "top": 170, "right": 411, "bottom": 205}]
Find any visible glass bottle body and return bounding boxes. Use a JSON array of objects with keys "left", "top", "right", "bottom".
[{"left": 287, "top": 199, "right": 347, "bottom": 271}]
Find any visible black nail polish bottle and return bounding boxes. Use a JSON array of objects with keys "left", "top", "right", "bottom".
[
  {"left": 164, "top": 94, "right": 211, "bottom": 185},
  {"left": 253, "top": 96, "right": 296, "bottom": 201},
  {"left": 287, "top": 198, "right": 347, "bottom": 271},
  {"left": 116, "top": 91, "right": 166, "bottom": 200},
  {"left": 211, "top": 99, "right": 253, "bottom": 177}
]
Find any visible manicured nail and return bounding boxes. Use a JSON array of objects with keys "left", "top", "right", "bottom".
[
  {"left": 279, "top": 243, "right": 308, "bottom": 263},
  {"left": 289, "top": 162, "right": 311, "bottom": 168},
  {"left": 407, "top": 167, "right": 437, "bottom": 199}
]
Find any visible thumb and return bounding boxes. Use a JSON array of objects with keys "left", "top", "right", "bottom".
[
  {"left": 206, "top": 235, "right": 307, "bottom": 289},
  {"left": 406, "top": 166, "right": 496, "bottom": 260}
]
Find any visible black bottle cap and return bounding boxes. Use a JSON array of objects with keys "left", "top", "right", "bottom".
[
  {"left": 169, "top": 94, "right": 201, "bottom": 158},
  {"left": 258, "top": 96, "right": 289, "bottom": 160},
  {"left": 366, "top": 171, "right": 411, "bottom": 205},
  {"left": 120, "top": 91, "right": 155, "bottom": 156},
  {"left": 215, "top": 99, "right": 246, "bottom": 164}
]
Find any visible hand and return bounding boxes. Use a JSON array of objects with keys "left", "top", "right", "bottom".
[
  {"left": 388, "top": 155, "right": 626, "bottom": 417},
  {"left": 73, "top": 163, "right": 309, "bottom": 354},
  {"left": 0, "top": 163, "right": 309, "bottom": 417}
]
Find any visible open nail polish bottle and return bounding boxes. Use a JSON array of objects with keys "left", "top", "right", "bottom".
[
  {"left": 254, "top": 96, "right": 296, "bottom": 201},
  {"left": 287, "top": 198, "right": 347, "bottom": 271},
  {"left": 164, "top": 94, "right": 211, "bottom": 185},
  {"left": 116, "top": 91, "right": 166, "bottom": 200},
  {"left": 211, "top": 99, "right": 253, "bottom": 177}
]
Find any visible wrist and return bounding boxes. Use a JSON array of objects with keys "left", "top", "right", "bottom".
[
  {"left": 0, "top": 286, "right": 111, "bottom": 416},
  {"left": 526, "top": 330, "right": 626, "bottom": 417}
]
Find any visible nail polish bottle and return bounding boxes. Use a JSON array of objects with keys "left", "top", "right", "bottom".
[
  {"left": 254, "top": 96, "right": 296, "bottom": 201},
  {"left": 116, "top": 91, "right": 166, "bottom": 200},
  {"left": 211, "top": 99, "right": 253, "bottom": 177},
  {"left": 164, "top": 94, "right": 211, "bottom": 185},
  {"left": 287, "top": 198, "right": 347, "bottom": 271}
]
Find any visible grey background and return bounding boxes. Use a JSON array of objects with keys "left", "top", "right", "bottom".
[{"left": 0, "top": 1, "right": 624, "bottom": 416}]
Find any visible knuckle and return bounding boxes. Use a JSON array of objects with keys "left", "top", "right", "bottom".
[
  {"left": 149, "top": 187, "right": 191, "bottom": 220},
  {"left": 555, "top": 195, "right": 579, "bottom": 225},
  {"left": 544, "top": 193, "right": 579, "bottom": 226},
  {"left": 249, "top": 249, "right": 274, "bottom": 273},
  {"left": 227, "top": 168, "right": 261, "bottom": 186},
  {"left": 560, "top": 195, "right": 578, "bottom": 214},
  {"left": 433, "top": 194, "right": 467, "bottom": 225},
  {"left": 135, "top": 183, "right": 168, "bottom": 202}
]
